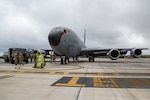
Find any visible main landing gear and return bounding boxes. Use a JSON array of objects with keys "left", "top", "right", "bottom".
[
  {"left": 61, "top": 56, "right": 69, "bottom": 64},
  {"left": 60, "top": 56, "right": 79, "bottom": 64},
  {"left": 73, "top": 57, "right": 79, "bottom": 62},
  {"left": 89, "top": 56, "right": 95, "bottom": 62}
]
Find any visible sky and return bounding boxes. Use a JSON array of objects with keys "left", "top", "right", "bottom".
[{"left": 0, "top": 0, "right": 150, "bottom": 56}]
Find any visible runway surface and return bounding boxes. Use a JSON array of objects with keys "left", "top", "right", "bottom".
[{"left": 0, "top": 58, "right": 150, "bottom": 100}]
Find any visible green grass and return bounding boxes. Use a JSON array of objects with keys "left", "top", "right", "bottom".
[{"left": 141, "top": 55, "right": 150, "bottom": 58}]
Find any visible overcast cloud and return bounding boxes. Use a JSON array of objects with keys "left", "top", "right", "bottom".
[{"left": 0, "top": 0, "right": 150, "bottom": 55}]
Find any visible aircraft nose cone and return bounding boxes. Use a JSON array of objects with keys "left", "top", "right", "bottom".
[{"left": 48, "top": 31, "right": 64, "bottom": 46}]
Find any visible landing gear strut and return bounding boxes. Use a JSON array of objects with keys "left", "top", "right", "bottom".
[
  {"left": 61, "top": 56, "right": 69, "bottom": 64},
  {"left": 73, "top": 56, "right": 79, "bottom": 62},
  {"left": 89, "top": 56, "right": 95, "bottom": 62}
]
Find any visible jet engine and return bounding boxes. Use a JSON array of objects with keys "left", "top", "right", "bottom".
[
  {"left": 130, "top": 49, "right": 142, "bottom": 58},
  {"left": 109, "top": 49, "right": 120, "bottom": 60}
]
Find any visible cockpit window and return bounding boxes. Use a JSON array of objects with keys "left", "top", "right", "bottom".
[
  {"left": 64, "top": 29, "right": 70, "bottom": 34},
  {"left": 51, "top": 27, "right": 63, "bottom": 32},
  {"left": 64, "top": 29, "right": 67, "bottom": 33}
]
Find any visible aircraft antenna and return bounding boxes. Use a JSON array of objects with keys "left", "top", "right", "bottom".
[{"left": 84, "top": 29, "right": 86, "bottom": 44}]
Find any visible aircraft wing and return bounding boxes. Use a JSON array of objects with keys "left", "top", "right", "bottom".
[
  {"left": 81, "top": 47, "right": 148, "bottom": 60},
  {"left": 41, "top": 49, "right": 53, "bottom": 55}
]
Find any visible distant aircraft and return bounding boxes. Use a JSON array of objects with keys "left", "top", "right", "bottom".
[{"left": 48, "top": 26, "right": 148, "bottom": 64}]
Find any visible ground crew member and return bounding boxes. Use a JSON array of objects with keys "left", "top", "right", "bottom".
[
  {"left": 50, "top": 54, "right": 52, "bottom": 63},
  {"left": 34, "top": 50, "right": 45, "bottom": 68},
  {"left": 32, "top": 53, "right": 35, "bottom": 63},
  {"left": 50, "top": 52, "right": 56, "bottom": 63},
  {"left": 52, "top": 53, "right": 56, "bottom": 61},
  {"left": 19, "top": 52, "right": 24, "bottom": 66},
  {"left": 14, "top": 52, "right": 19, "bottom": 69},
  {"left": 50, "top": 52, "right": 52, "bottom": 63},
  {"left": 33, "top": 53, "right": 36, "bottom": 63},
  {"left": 14, "top": 52, "right": 18, "bottom": 65},
  {"left": 33, "top": 50, "right": 38, "bottom": 68},
  {"left": 30, "top": 54, "right": 33, "bottom": 63}
]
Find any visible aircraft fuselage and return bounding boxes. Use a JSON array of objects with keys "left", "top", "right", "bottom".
[{"left": 48, "top": 27, "right": 86, "bottom": 57}]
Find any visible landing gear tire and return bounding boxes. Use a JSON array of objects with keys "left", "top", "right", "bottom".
[
  {"left": 92, "top": 56, "right": 95, "bottom": 62},
  {"left": 61, "top": 57, "right": 69, "bottom": 64},
  {"left": 89, "top": 56, "right": 95, "bottom": 62},
  {"left": 89, "top": 56, "right": 91, "bottom": 62},
  {"left": 61, "top": 57, "right": 64, "bottom": 64},
  {"left": 65, "top": 57, "right": 69, "bottom": 64}
]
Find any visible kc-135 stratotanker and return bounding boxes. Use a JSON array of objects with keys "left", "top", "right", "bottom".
[{"left": 48, "top": 26, "right": 148, "bottom": 64}]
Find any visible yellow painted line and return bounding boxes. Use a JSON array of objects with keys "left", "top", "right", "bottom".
[
  {"left": 113, "top": 79, "right": 125, "bottom": 88},
  {"left": 0, "top": 75, "right": 14, "bottom": 79},
  {"left": 49, "top": 72, "right": 56, "bottom": 74},
  {"left": 97, "top": 72, "right": 104, "bottom": 76},
  {"left": 125, "top": 79, "right": 142, "bottom": 88},
  {"left": 101, "top": 78, "right": 111, "bottom": 88},
  {"left": 56, "top": 77, "right": 85, "bottom": 87},
  {"left": 63, "top": 72, "right": 69, "bottom": 75},
  {"left": 139, "top": 79, "right": 150, "bottom": 86},
  {"left": 110, "top": 79, "right": 119, "bottom": 88},
  {"left": 105, "top": 84, "right": 109, "bottom": 88},
  {"left": 93, "top": 77, "right": 103, "bottom": 87},
  {"left": 5, "top": 70, "right": 14, "bottom": 73},
  {"left": 114, "top": 73, "right": 119, "bottom": 76},
  {"left": 17, "top": 70, "right": 25, "bottom": 73}
]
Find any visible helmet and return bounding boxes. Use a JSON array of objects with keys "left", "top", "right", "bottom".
[{"left": 37, "top": 50, "right": 41, "bottom": 54}]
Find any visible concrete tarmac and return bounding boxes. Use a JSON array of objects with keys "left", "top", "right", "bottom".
[{"left": 0, "top": 58, "right": 150, "bottom": 100}]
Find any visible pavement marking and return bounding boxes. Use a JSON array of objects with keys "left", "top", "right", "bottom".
[
  {"left": 49, "top": 72, "right": 56, "bottom": 74},
  {"left": 97, "top": 72, "right": 104, "bottom": 76},
  {"left": 51, "top": 77, "right": 150, "bottom": 88},
  {"left": 0, "top": 70, "right": 150, "bottom": 76},
  {"left": 17, "top": 70, "right": 25, "bottom": 74},
  {"left": 0, "top": 75, "right": 14, "bottom": 79},
  {"left": 124, "top": 78, "right": 142, "bottom": 88},
  {"left": 56, "top": 77, "right": 85, "bottom": 87},
  {"left": 139, "top": 78, "right": 150, "bottom": 86},
  {"left": 93, "top": 77, "right": 103, "bottom": 87},
  {"left": 63, "top": 72, "right": 69, "bottom": 75},
  {"left": 110, "top": 79, "right": 119, "bottom": 88},
  {"left": 5, "top": 70, "right": 14, "bottom": 73}
]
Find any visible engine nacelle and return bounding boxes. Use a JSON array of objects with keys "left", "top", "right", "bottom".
[
  {"left": 130, "top": 49, "right": 142, "bottom": 58},
  {"left": 109, "top": 49, "right": 120, "bottom": 60}
]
